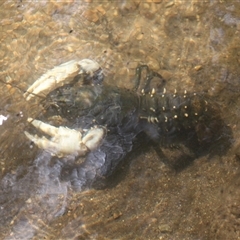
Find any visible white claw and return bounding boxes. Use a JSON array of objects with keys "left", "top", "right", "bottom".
[
  {"left": 25, "top": 118, "right": 105, "bottom": 158},
  {"left": 27, "top": 118, "right": 60, "bottom": 137},
  {"left": 82, "top": 128, "right": 105, "bottom": 151},
  {"left": 24, "top": 59, "right": 100, "bottom": 101}
]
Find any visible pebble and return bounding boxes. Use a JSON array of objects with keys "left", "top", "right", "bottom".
[
  {"left": 147, "top": 56, "right": 160, "bottom": 70},
  {"left": 165, "top": 1, "right": 175, "bottom": 8},
  {"left": 113, "top": 210, "right": 122, "bottom": 219},
  {"left": 100, "top": 34, "right": 109, "bottom": 41},
  {"left": 136, "top": 33, "right": 144, "bottom": 40},
  {"left": 1, "top": 19, "right": 13, "bottom": 25},
  {"left": 82, "top": 10, "right": 99, "bottom": 23},
  {"left": 158, "top": 224, "right": 172, "bottom": 233},
  {"left": 148, "top": 0, "right": 162, "bottom": 2},
  {"left": 96, "top": 5, "right": 106, "bottom": 15},
  {"left": 194, "top": 65, "right": 203, "bottom": 71}
]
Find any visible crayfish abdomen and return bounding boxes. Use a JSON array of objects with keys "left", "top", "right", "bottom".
[{"left": 139, "top": 89, "right": 225, "bottom": 145}]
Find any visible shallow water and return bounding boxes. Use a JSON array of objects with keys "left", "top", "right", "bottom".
[{"left": 0, "top": 1, "right": 240, "bottom": 239}]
